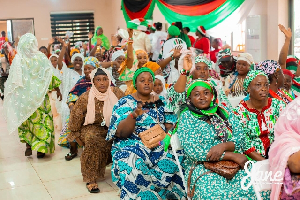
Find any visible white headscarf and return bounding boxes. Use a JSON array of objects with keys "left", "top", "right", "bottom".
[
  {"left": 112, "top": 50, "right": 125, "bottom": 61},
  {"left": 117, "top": 29, "right": 129, "bottom": 40},
  {"left": 237, "top": 53, "right": 254, "bottom": 65},
  {"left": 3, "top": 33, "right": 53, "bottom": 134},
  {"left": 71, "top": 53, "right": 84, "bottom": 63},
  {"left": 152, "top": 75, "right": 167, "bottom": 98}
]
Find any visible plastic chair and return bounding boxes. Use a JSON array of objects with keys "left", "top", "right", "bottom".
[
  {"left": 170, "top": 133, "right": 190, "bottom": 200},
  {"left": 250, "top": 160, "right": 271, "bottom": 200}
]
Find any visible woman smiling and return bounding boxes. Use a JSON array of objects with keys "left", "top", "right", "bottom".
[{"left": 176, "top": 79, "right": 262, "bottom": 199}]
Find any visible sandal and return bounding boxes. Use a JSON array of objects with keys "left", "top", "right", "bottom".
[
  {"left": 86, "top": 183, "right": 100, "bottom": 193},
  {"left": 37, "top": 152, "right": 45, "bottom": 158},
  {"left": 65, "top": 152, "right": 77, "bottom": 161},
  {"left": 25, "top": 143, "right": 32, "bottom": 156}
]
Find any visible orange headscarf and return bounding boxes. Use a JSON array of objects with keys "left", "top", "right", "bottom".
[
  {"left": 142, "top": 61, "right": 160, "bottom": 73},
  {"left": 118, "top": 49, "right": 148, "bottom": 75}
]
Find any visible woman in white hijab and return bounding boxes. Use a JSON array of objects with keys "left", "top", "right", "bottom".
[
  {"left": 49, "top": 39, "right": 83, "bottom": 124},
  {"left": 3, "top": 33, "right": 62, "bottom": 158}
]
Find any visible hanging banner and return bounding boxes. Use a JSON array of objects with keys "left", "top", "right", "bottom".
[
  {"left": 121, "top": 0, "right": 156, "bottom": 22},
  {"left": 156, "top": 0, "right": 245, "bottom": 31}
]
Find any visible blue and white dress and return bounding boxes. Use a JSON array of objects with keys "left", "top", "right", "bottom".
[{"left": 106, "top": 95, "right": 186, "bottom": 200}]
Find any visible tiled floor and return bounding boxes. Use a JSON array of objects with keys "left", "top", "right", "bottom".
[{"left": 0, "top": 100, "right": 119, "bottom": 200}]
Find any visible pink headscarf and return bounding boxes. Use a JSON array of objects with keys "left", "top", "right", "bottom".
[
  {"left": 83, "top": 68, "right": 118, "bottom": 127},
  {"left": 269, "top": 97, "right": 300, "bottom": 199}
]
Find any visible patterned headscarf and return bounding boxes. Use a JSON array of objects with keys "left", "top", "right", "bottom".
[
  {"left": 217, "top": 48, "right": 232, "bottom": 61},
  {"left": 243, "top": 70, "right": 269, "bottom": 90},
  {"left": 195, "top": 55, "right": 212, "bottom": 69},
  {"left": 255, "top": 60, "right": 281, "bottom": 76},
  {"left": 133, "top": 67, "right": 155, "bottom": 89},
  {"left": 83, "top": 57, "right": 99, "bottom": 68}
]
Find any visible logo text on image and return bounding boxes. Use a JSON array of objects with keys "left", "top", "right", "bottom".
[{"left": 241, "top": 161, "right": 283, "bottom": 190}]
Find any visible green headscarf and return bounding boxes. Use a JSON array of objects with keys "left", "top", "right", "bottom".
[
  {"left": 133, "top": 67, "right": 155, "bottom": 89},
  {"left": 168, "top": 25, "right": 180, "bottom": 37},
  {"left": 185, "top": 79, "right": 232, "bottom": 142},
  {"left": 91, "top": 26, "right": 110, "bottom": 50},
  {"left": 243, "top": 70, "right": 268, "bottom": 91},
  {"left": 186, "top": 79, "right": 217, "bottom": 115}
]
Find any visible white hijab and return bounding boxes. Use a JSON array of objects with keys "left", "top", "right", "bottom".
[
  {"left": 152, "top": 75, "right": 167, "bottom": 99},
  {"left": 3, "top": 33, "right": 53, "bottom": 134}
]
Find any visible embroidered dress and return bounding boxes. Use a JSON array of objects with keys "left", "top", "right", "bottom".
[
  {"left": 18, "top": 76, "right": 61, "bottom": 154},
  {"left": 167, "top": 77, "right": 232, "bottom": 115},
  {"left": 106, "top": 95, "right": 186, "bottom": 200},
  {"left": 233, "top": 98, "right": 286, "bottom": 158},
  {"left": 176, "top": 109, "right": 268, "bottom": 199}
]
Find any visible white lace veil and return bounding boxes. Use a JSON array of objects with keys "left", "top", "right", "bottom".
[{"left": 3, "top": 33, "right": 53, "bottom": 134}]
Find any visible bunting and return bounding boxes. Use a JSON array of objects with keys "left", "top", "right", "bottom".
[
  {"left": 156, "top": 0, "right": 245, "bottom": 31},
  {"left": 121, "top": 0, "right": 245, "bottom": 31},
  {"left": 121, "top": 0, "right": 156, "bottom": 22}
]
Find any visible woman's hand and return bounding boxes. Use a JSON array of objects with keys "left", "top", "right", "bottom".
[
  {"left": 113, "top": 61, "right": 120, "bottom": 69},
  {"left": 173, "top": 45, "right": 182, "bottom": 59},
  {"left": 82, "top": 43, "right": 88, "bottom": 50},
  {"left": 232, "top": 153, "right": 248, "bottom": 168},
  {"left": 278, "top": 24, "right": 292, "bottom": 40},
  {"left": 183, "top": 54, "right": 193, "bottom": 71},
  {"left": 97, "top": 38, "right": 102, "bottom": 46},
  {"left": 133, "top": 102, "right": 144, "bottom": 117},
  {"left": 48, "top": 38, "right": 55, "bottom": 46},
  {"left": 207, "top": 143, "right": 225, "bottom": 161},
  {"left": 88, "top": 31, "right": 93, "bottom": 40},
  {"left": 75, "top": 137, "right": 84, "bottom": 146},
  {"left": 128, "top": 28, "right": 133, "bottom": 38}
]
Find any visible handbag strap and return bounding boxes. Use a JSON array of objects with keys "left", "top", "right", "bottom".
[{"left": 187, "top": 162, "right": 212, "bottom": 199}]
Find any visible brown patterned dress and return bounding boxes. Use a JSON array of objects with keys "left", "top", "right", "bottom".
[{"left": 67, "top": 87, "right": 124, "bottom": 183}]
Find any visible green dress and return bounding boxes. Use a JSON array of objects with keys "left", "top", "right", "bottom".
[
  {"left": 176, "top": 109, "right": 270, "bottom": 199},
  {"left": 18, "top": 76, "right": 61, "bottom": 154}
]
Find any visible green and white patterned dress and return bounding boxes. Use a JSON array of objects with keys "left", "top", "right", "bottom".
[
  {"left": 233, "top": 98, "right": 286, "bottom": 159},
  {"left": 176, "top": 109, "right": 270, "bottom": 199},
  {"left": 18, "top": 76, "right": 61, "bottom": 154}
]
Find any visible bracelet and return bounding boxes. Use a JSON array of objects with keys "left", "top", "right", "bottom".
[
  {"left": 171, "top": 55, "right": 174, "bottom": 60},
  {"left": 129, "top": 113, "right": 137, "bottom": 119},
  {"left": 180, "top": 69, "right": 190, "bottom": 76}
]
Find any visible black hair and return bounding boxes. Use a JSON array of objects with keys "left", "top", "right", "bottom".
[
  {"left": 95, "top": 68, "right": 108, "bottom": 77},
  {"left": 174, "top": 22, "right": 183, "bottom": 30},
  {"left": 1, "top": 31, "right": 5, "bottom": 35},
  {"left": 183, "top": 27, "right": 190, "bottom": 33},
  {"left": 155, "top": 22, "right": 162, "bottom": 30},
  {"left": 39, "top": 46, "right": 48, "bottom": 52}
]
